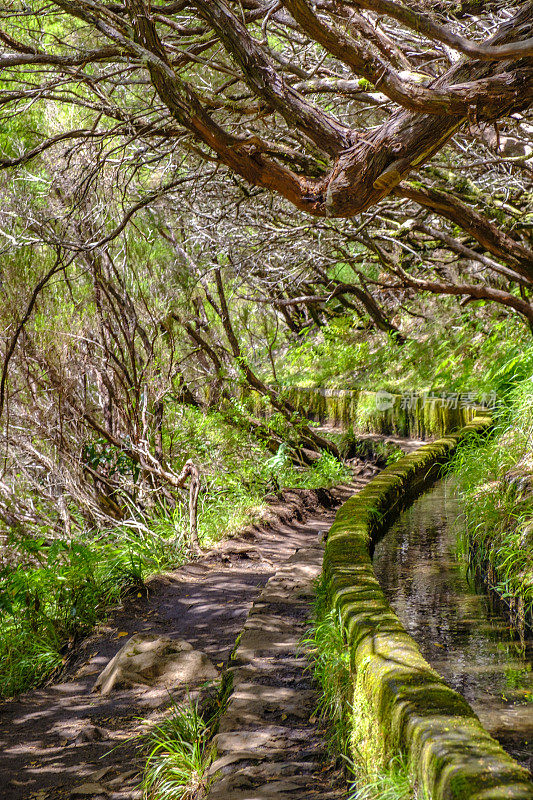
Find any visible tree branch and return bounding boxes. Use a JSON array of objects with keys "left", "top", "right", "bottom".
[
  {"left": 345, "top": 0, "right": 533, "bottom": 62},
  {"left": 396, "top": 182, "right": 533, "bottom": 281}
]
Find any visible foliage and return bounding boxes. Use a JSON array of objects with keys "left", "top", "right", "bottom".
[
  {"left": 337, "top": 426, "right": 403, "bottom": 465},
  {"left": 141, "top": 697, "right": 214, "bottom": 800},
  {"left": 279, "top": 308, "right": 533, "bottom": 399},
  {"left": 195, "top": 448, "right": 351, "bottom": 549},
  {"left": 0, "top": 398, "right": 351, "bottom": 696},
  {"left": 0, "top": 526, "right": 186, "bottom": 697},
  {"left": 347, "top": 756, "right": 416, "bottom": 800},
  {"left": 451, "top": 377, "right": 533, "bottom": 625}
]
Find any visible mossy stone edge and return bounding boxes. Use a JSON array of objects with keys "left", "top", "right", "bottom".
[{"left": 323, "top": 414, "right": 533, "bottom": 800}]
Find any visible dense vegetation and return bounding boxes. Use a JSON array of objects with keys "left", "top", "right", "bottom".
[
  {"left": 453, "top": 380, "right": 533, "bottom": 634},
  {"left": 0, "top": 1, "right": 531, "bottom": 780}
]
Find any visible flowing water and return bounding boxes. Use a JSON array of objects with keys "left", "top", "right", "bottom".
[{"left": 372, "top": 479, "right": 533, "bottom": 772}]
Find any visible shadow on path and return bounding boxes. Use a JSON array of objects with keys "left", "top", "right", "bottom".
[{"left": 0, "top": 500, "right": 346, "bottom": 799}]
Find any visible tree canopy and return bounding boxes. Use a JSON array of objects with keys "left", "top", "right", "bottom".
[
  {"left": 1, "top": 0, "right": 532, "bottom": 216},
  {"left": 0, "top": 0, "right": 532, "bottom": 536}
]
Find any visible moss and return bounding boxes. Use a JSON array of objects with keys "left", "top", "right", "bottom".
[
  {"left": 283, "top": 388, "right": 478, "bottom": 439},
  {"left": 322, "top": 415, "right": 533, "bottom": 800}
]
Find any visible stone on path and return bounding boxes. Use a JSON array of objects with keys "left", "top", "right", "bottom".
[
  {"left": 93, "top": 633, "right": 218, "bottom": 694},
  {"left": 70, "top": 782, "right": 108, "bottom": 796}
]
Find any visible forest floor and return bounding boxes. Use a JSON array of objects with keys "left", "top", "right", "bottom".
[{"left": 0, "top": 436, "right": 421, "bottom": 800}]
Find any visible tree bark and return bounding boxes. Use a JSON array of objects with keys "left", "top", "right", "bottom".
[{"left": 124, "top": 0, "right": 533, "bottom": 218}]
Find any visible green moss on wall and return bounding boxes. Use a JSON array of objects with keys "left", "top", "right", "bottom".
[
  {"left": 286, "top": 388, "right": 478, "bottom": 439},
  {"left": 242, "top": 386, "right": 479, "bottom": 440}
]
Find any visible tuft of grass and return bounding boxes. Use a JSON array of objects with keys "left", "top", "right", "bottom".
[
  {"left": 141, "top": 697, "right": 214, "bottom": 800},
  {"left": 348, "top": 755, "right": 416, "bottom": 800},
  {"left": 337, "top": 427, "right": 404, "bottom": 465},
  {"left": 303, "top": 577, "right": 353, "bottom": 760},
  {"left": 302, "top": 450, "right": 353, "bottom": 487}
]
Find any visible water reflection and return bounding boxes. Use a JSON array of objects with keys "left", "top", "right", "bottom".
[{"left": 373, "top": 479, "right": 533, "bottom": 772}]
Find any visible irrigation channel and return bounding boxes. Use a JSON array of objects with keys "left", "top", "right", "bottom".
[{"left": 372, "top": 477, "right": 533, "bottom": 774}]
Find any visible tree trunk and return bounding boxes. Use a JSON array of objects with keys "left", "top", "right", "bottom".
[{"left": 210, "top": 268, "right": 341, "bottom": 458}]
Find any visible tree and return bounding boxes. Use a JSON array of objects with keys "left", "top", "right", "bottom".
[
  {"left": 0, "top": 0, "right": 532, "bottom": 219},
  {"left": 0, "top": 0, "right": 532, "bottom": 526}
]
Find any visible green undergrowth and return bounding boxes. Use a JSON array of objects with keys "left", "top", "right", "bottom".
[
  {"left": 278, "top": 307, "right": 533, "bottom": 399},
  {"left": 0, "top": 525, "right": 189, "bottom": 698},
  {"left": 195, "top": 447, "right": 351, "bottom": 549},
  {"left": 451, "top": 381, "right": 533, "bottom": 627},
  {"left": 172, "top": 405, "right": 351, "bottom": 548},
  {"left": 303, "top": 577, "right": 352, "bottom": 761},
  {"left": 304, "top": 577, "right": 417, "bottom": 800}
]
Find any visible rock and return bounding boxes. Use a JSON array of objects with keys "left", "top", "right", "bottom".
[
  {"left": 75, "top": 725, "right": 109, "bottom": 744},
  {"left": 317, "top": 529, "right": 327, "bottom": 544},
  {"left": 88, "top": 768, "right": 112, "bottom": 782},
  {"left": 106, "top": 770, "right": 138, "bottom": 787},
  {"left": 93, "top": 633, "right": 218, "bottom": 694},
  {"left": 218, "top": 684, "right": 315, "bottom": 731},
  {"left": 70, "top": 783, "right": 108, "bottom": 796}
]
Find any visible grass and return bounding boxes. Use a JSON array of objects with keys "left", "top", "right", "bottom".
[
  {"left": 141, "top": 697, "right": 214, "bottom": 800},
  {"left": 303, "top": 582, "right": 353, "bottom": 760},
  {"left": 450, "top": 380, "right": 533, "bottom": 628},
  {"left": 192, "top": 444, "right": 352, "bottom": 548},
  {"left": 304, "top": 576, "right": 418, "bottom": 800},
  {"left": 0, "top": 526, "right": 188, "bottom": 697},
  {"left": 347, "top": 755, "right": 416, "bottom": 800}
]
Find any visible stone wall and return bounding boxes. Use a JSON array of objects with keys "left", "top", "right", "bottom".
[
  {"left": 283, "top": 387, "right": 479, "bottom": 439},
  {"left": 323, "top": 414, "right": 533, "bottom": 800}
]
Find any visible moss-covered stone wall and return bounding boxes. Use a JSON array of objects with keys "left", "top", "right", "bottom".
[
  {"left": 284, "top": 387, "right": 478, "bottom": 439},
  {"left": 323, "top": 415, "right": 533, "bottom": 800}
]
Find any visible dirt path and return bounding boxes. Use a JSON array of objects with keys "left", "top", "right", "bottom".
[
  {"left": 0, "top": 441, "right": 421, "bottom": 800},
  {"left": 0, "top": 500, "right": 342, "bottom": 799}
]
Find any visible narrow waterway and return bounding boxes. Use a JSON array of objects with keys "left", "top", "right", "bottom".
[{"left": 373, "top": 479, "right": 533, "bottom": 772}]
